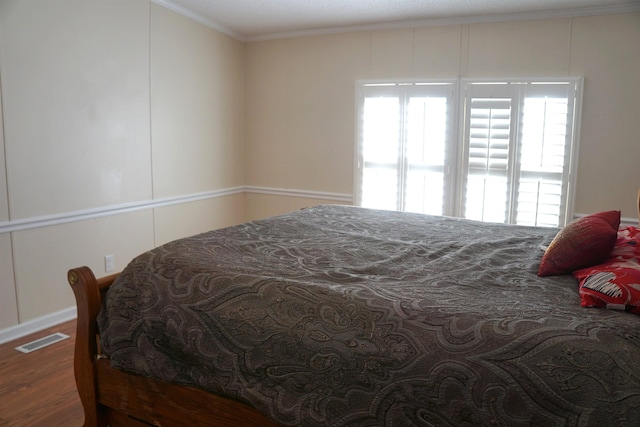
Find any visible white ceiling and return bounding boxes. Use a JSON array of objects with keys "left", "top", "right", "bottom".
[{"left": 155, "top": 0, "right": 640, "bottom": 41}]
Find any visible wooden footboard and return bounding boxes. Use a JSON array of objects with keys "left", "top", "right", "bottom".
[{"left": 68, "top": 266, "right": 280, "bottom": 427}]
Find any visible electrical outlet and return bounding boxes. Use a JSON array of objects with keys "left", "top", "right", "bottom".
[{"left": 105, "top": 255, "right": 115, "bottom": 272}]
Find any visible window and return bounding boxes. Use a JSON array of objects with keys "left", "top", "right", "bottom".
[
  {"left": 355, "top": 78, "right": 582, "bottom": 227},
  {"left": 357, "top": 81, "right": 457, "bottom": 215}
]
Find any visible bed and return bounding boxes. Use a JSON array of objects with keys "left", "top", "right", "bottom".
[{"left": 68, "top": 204, "right": 640, "bottom": 427}]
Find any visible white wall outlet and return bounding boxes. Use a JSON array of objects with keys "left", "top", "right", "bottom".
[{"left": 105, "top": 255, "right": 115, "bottom": 272}]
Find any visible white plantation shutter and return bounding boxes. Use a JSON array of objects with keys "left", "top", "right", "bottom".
[
  {"left": 360, "top": 88, "right": 400, "bottom": 211},
  {"left": 465, "top": 96, "right": 513, "bottom": 223},
  {"left": 356, "top": 78, "right": 581, "bottom": 226},
  {"left": 461, "top": 80, "right": 580, "bottom": 226},
  {"left": 357, "top": 81, "right": 456, "bottom": 215},
  {"left": 404, "top": 93, "right": 450, "bottom": 215},
  {"left": 516, "top": 83, "right": 576, "bottom": 226}
]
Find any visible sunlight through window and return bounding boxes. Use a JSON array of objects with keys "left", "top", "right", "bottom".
[{"left": 356, "top": 79, "right": 581, "bottom": 227}]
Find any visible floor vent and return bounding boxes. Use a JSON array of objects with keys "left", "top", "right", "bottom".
[{"left": 14, "top": 332, "right": 70, "bottom": 354}]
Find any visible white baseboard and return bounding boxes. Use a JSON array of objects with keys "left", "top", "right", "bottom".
[
  {"left": 0, "top": 306, "right": 77, "bottom": 345},
  {"left": 620, "top": 216, "right": 638, "bottom": 228}
]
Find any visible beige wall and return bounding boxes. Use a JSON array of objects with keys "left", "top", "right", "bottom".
[
  {"left": 0, "top": 1, "right": 245, "bottom": 333},
  {"left": 570, "top": 14, "right": 640, "bottom": 214},
  {"left": 1, "top": 0, "right": 152, "bottom": 219},
  {"left": 0, "top": 2, "right": 638, "bottom": 336},
  {"left": 151, "top": 5, "right": 246, "bottom": 198},
  {"left": 245, "top": 13, "right": 640, "bottom": 219}
]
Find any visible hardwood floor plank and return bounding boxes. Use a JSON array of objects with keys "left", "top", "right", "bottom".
[{"left": 0, "top": 320, "right": 83, "bottom": 426}]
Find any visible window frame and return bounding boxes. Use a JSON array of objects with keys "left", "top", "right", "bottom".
[
  {"left": 355, "top": 77, "right": 583, "bottom": 227},
  {"left": 457, "top": 78, "right": 583, "bottom": 226},
  {"left": 354, "top": 79, "right": 459, "bottom": 215}
]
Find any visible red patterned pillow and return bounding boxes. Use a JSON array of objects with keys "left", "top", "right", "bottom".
[
  {"left": 538, "top": 210, "right": 620, "bottom": 276},
  {"left": 611, "top": 226, "right": 640, "bottom": 260},
  {"left": 573, "top": 259, "right": 640, "bottom": 315}
]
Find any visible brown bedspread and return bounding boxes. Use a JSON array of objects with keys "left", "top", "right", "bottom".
[{"left": 98, "top": 205, "right": 640, "bottom": 426}]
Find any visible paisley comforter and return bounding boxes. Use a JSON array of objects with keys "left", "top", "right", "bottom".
[{"left": 98, "top": 205, "right": 640, "bottom": 426}]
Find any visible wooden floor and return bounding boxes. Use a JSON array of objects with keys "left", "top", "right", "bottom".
[{"left": 0, "top": 320, "right": 83, "bottom": 426}]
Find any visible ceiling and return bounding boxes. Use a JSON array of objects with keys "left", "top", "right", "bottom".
[{"left": 155, "top": 0, "right": 640, "bottom": 41}]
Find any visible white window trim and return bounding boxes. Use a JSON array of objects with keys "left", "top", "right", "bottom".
[
  {"left": 355, "top": 77, "right": 583, "bottom": 226},
  {"left": 456, "top": 77, "right": 583, "bottom": 225},
  {"left": 354, "top": 78, "right": 459, "bottom": 213}
]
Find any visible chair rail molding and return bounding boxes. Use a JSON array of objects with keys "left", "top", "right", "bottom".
[{"left": 0, "top": 186, "right": 354, "bottom": 234}]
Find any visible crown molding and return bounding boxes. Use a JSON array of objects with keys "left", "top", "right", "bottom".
[
  {"left": 152, "top": 0, "right": 640, "bottom": 42},
  {"left": 151, "top": 0, "right": 247, "bottom": 41},
  {"left": 248, "top": 3, "right": 640, "bottom": 42}
]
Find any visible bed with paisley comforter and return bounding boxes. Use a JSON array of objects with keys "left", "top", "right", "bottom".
[{"left": 69, "top": 204, "right": 640, "bottom": 427}]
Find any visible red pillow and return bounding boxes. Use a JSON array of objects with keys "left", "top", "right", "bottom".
[
  {"left": 538, "top": 210, "right": 620, "bottom": 276},
  {"left": 610, "top": 226, "right": 640, "bottom": 260},
  {"left": 573, "top": 259, "right": 640, "bottom": 315}
]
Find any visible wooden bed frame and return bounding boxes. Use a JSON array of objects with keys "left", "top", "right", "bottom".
[{"left": 68, "top": 266, "right": 280, "bottom": 427}]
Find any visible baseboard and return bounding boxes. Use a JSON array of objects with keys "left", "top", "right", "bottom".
[
  {"left": 620, "top": 216, "right": 638, "bottom": 228},
  {"left": 0, "top": 307, "right": 76, "bottom": 345}
]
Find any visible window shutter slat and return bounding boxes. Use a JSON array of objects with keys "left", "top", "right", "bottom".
[
  {"left": 516, "top": 94, "right": 572, "bottom": 227},
  {"left": 463, "top": 97, "right": 512, "bottom": 222}
]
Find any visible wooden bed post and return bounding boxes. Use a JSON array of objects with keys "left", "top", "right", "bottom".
[{"left": 68, "top": 267, "right": 116, "bottom": 427}]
